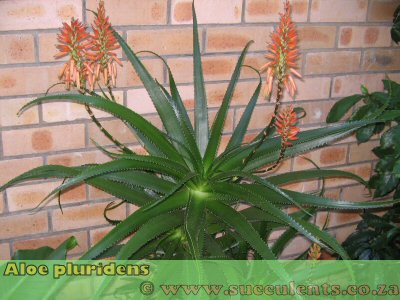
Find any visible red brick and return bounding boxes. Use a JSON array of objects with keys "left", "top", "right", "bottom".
[
  {"left": 332, "top": 224, "right": 357, "bottom": 244},
  {"left": 0, "top": 34, "right": 35, "bottom": 64},
  {"left": 280, "top": 236, "right": 311, "bottom": 258},
  {"left": 245, "top": 0, "right": 309, "bottom": 23},
  {"left": 0, "top": 98, "right": 39, "bottom": 127},
  {"left": 7, "top": 182, "right": 86, "bottom": 212},
  {"left": 2, "top": 124, "right": 85, "bottom": 156},
  {"left": 341, "top": 184, "right": 372, "bottom": 202},
  {"left": 88, "top": 119, "right": 143, "bottom": 147},
  {"left": 0, "top": 0, "right": 82, "bottom": 30},
  {"left": 0, "top": 157, "right": 43, "bottom": 186},
  {"left": 90, "top": 226, "right": 113, "bottom": 245},
  {"left": 172, "top": 0, "right": 242, "bottom": 24},
  {"left": 282, "top": 77, "right": 331, "bottom": 101},
  {"left": 0, "top": 65, "right": 61, "bottom": 97},
  {"left": 0, "top": 211, "right": 48, "bottom": 239},
  {"left": 206, "top": 81, "right": 261, "bottom": 108},
  {"left": 206, "top": 26, "right": 273, "bottom": 53},
  {"left": 209, "top": 109, "right": 234, "bottom": 133},
  {"left": 332, "top": 73, "right": 385, "bottom": 98},
  {"left": 310, "top": 0, "right": 368, "bottom": 22},
  {"left": 86, "top": 0, "right": 167, "bottom": 25},
  {"left": 305, "top": 51, "right": 361, "bottom": 75},
  {"left": 368, "top": 0, "right": 400, "bottom": 21},
  {"left": 325, "top": 163, "right": 372, "bottom": 188},
  {"left": 52, "top": 202, "right": 126, "bottom": 231},
  {"left": 48, "top": 150, "right": 110, "bottom": 167},
  {"left": 236, "top": 105, "right": 273, "bottom": 131},
  {"left": 297, "top": 26, "right": 336, "bottom": 49},
  {"left": 293, "top": 145, "right": 348, "bottom": 171},
  {"left": 168, "top": 56, "right": 234, "bottom": 84},
  {"left": 38, "top": 33, "right": 61, "bottom": 63},
  {"left": 42, "top": 91, "right": 123, "bottom": 123},
  {"left": 117, "top": 60, "right": 164, "bottom": 88},
  {"left": 168, "top": 54, "right": 262, "bottom": 84},
  {"left": 127, "top": 28, "right": 200, "bottom": 56},
  {"left": 13, "top": 231, "right": 88, "bottom": 256},
  {"left": 0, "top": 243, "right": 11, "bottom": 260},
  {"left": 363, "top": 49, "right": 400, "bottom": 71},
  {"left": 348, "top": 140, "right": 380, "bottom": 163},
  {"left": 339, "top": 26, "right": 391, "bottom": 48},
  {"left": 297, "top": 101, "right": 335, "bottom": 125}
]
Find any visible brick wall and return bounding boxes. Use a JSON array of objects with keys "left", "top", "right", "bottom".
[{"left": 0, "top": 0, "right": 400, "bottom": 259}]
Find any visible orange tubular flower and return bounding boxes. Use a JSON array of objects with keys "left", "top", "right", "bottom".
[
  {"left": 87, "top": 0, "right": 122, "bottom": 88},
  {"left": 261, "top": 0, "right": 301, "bottom": 98},
  {"left": 275, "top": 105, "right": 299, "bottom": 146},
  {"left": 55, "top": 18, "right": 92, "bottom": 90}
]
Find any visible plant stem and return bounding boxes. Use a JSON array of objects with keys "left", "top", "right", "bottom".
[
  {"left": 242, "top": 80, "right": 284, "bottom": 170},
  {"left": 266, "top": 141, "right": 286, "bottom": 172},
  {"left": 79, "top": 89, "right": 133, "bottom": 154}
]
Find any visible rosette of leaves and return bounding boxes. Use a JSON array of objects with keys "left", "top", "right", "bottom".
[
  {"left": 1, "top": 4, "right": 399, "bottom": 261},
  {"left": 342, "top": 205, "right": 400, "bottom": 259},
  {"left": 326, "top": 79, "right": 400, "bottom": 198}
]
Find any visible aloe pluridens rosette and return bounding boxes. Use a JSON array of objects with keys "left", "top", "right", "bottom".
[{"left": 1, "top": 1, "right": 399, "bottom": 261}]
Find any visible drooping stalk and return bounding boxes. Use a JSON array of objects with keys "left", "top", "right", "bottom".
[{"left": 81, "top": 88, "right": 133, "bottom": 154}]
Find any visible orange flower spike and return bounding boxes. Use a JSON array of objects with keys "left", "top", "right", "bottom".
[
  {"left": 275, "top": 105, "right": 299, "bottom": 146},
  {"left": 261, "top": 0, "right": 301, "bottom": 98},
  {"left": 55, "top": 18, "right": 91, "bottom": 90},
  {"left": 88, "top": 0, "right": 122, "bottom": 87}
]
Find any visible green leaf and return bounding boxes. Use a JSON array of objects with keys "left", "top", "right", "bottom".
[
  {"left": 271, "top": 209, "right": 314, "bottom": 257},
  {"left": 116, "top": 212, "right": 183, "bottom": 259},
  {"left": 381, "top": 124, "right": 400, "bottom": 150},
  {"left": 19, "top": 94, "right": 184, "bottom": 164},
  {"left": 12, "top": 236, "right": 78, "bottom": 260},
  {"left": 192, "top": 2, "right": 209, "bottom": 156},
  {"left": 213, "top": 120, "right": 377, "bottom": 173},
  {"left": 356, "top": 124, "right": 376, "bottom": 143},
  {"left": 226, "top": 70, "right": 262, "bottom": 152},
  {"left": 203, "top": 41, "right": 253, "bottom": 171},
  {"left": 130, "top": 50, "right": 202, "bottom": 171},
  {"left": 185, "top": 191, "right": 207, "bottom": 259},
  {"left": 212, "top": 171, "right": 310, "bottom": 216},
  {"left": 281, "top": 189, "right": 400, "bottom": 210},
  {"left": 113, "top": 32, "right": 189, "bottom": 159},
  {"left": 215, "top": 183, "right": 331, "bottom": 250},
  {"left": 0, "top": 165, "right": 82, "bottom": 192},
  {"left": 81, "top": 189, "right": 189, "bottom": 259},
  {"left": 206, "top": 200, "right": 276, "bottom": 260},
  {"left": 326, "top": 94, "right": 364, "bottom": 123},
  {"left": 143, "top": 172, "right": 196, "bottom": 211},
  {"left": 41, "top": 158, "right": 189, "bottom": 204},
  {"left": 293, "top": 216, "right": 349, "bottom": 259},
  {"left": 267, "top": 169, "right": 367, "bottom": 186},
  {"left": 103, "top": 171, "right": 174, "bottom": 194}
]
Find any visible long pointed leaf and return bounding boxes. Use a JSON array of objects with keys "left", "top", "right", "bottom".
[
  {"left": 203, "top": 41, "right": 253, "bottom": 170},
  {"left": 185, "top": 191, "right": 207, "bottom": 259},
  {"left": 113, "top": 31, "right": 189, "bottom": 156},
  {"left": 268, "top": 169, "right": 367, "bottom": 186},
  {"left": 80, "top": 189, "right": 189, "bottom": 259},
  {"left": 226, "top": 73, "right": 262, "bottom": 151},
  {"left": 207, "top": 200, "right": 276, "bottom": 259},
  {"left": 116, "top": 212, "right": 183, "bottom": 259},
  {"left": 41, "top": 158, "right": 188, "bottom": 203},
  {"left": 19, "top": 94, "right": 184, "bottom": 163},
  {"left": 192, "top": 2, "right": 209, "bottom": 156}
]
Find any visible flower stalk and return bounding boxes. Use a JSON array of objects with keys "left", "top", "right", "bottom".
[{"left": 242, "top": 0, "right": 301, "bottom": 171}]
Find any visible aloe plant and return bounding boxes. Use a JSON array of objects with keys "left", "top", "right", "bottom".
[{"left": 1, "top": 3, "right": 399, "bottom": 261}]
